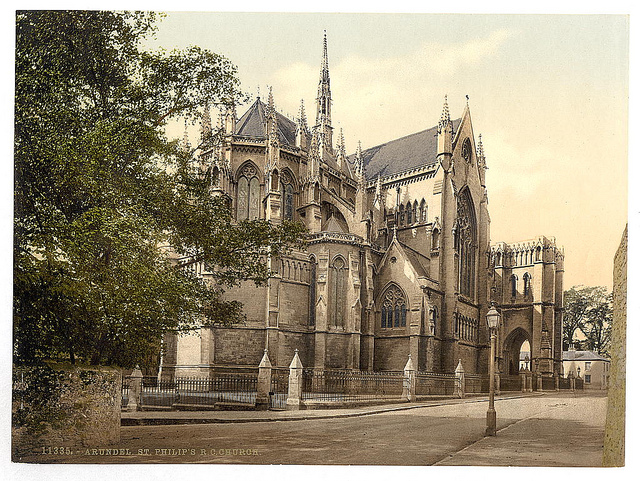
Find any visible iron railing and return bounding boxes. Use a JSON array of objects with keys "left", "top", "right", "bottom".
[
  {"left": 499, "top": 375, "right": 522, "bottom": 391},
  {"left": 302, "top": 369, "right": 404, "bottom": 402},
  {"left": 269, "top": 368, "right": 289, "bottom": 410},
  {"left": 464, "top": 373, "right": 489, "bottom": 393},
  {"left": 415, "top": 371, "right": 456, "bottom": 395}
]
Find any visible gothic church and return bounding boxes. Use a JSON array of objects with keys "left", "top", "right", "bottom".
[{"left": 161, "top": 34, "right": 565, "bottom": 380}]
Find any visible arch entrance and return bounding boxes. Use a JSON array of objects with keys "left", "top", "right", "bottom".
[{"left": 503, "top": 328, "right": 531, "bottom": 375}]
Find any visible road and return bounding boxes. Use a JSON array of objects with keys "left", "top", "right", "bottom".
[{"left": 21, "top": 391, "right": 607, "bottom": 466}]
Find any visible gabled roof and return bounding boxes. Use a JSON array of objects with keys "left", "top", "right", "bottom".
[
  {"left": 562, "top": 350, "right": 610, "bottom": 362},
  {"left": 349, "top": 119, "right": 461, "bottom": 181},
  {"left": 235, "top": 99, "right": 297, "bottom": 146}
]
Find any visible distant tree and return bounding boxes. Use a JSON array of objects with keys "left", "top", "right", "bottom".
[
  {"left": 14, "top": 11, "right": 306, "bottom": 367},
  {"left": 562, "top": 285, "right": 612, "bottom": 356}
]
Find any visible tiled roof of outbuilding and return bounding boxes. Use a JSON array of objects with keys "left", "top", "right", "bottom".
[
  {"left": 235, "top": 99, "right": 298, "bottom": 146},
  {"left": 350, "top": 119, "right": 461, "bottom": 181}
]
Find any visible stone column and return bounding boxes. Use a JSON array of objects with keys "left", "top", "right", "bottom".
[
  {"left": 454, "top": 359, "right": 465, "bottom": 399},
  {"left": 402, "top": 355, "right": 416, "bottom": 402},
  {"left": 125, "top": 365, "right": 143, "bottom": 412},
  {"left": 286, "top": 350, "right": 304, "bottom": 411},
  {"left": 256, "top": 350, "right": 272, "bottom": 411},
  {"left": 520, "top": 368, "right": 527, "bottom": 392}
]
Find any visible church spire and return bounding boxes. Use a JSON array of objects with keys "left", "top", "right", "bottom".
[{"left": 316, "top": 31, "right": 333, "bottom": 160}]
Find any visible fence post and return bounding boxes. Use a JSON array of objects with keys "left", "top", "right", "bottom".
[
  {"left": 536, "top": 372, "right": 543, "bottom": 391},
  {"left": 520, "top": 367, "right": 527, "bottom": 392},
  {"left": 256, "top": 349, "right": 272, "bottom": 411},
  {"left": 454, "top": 359, "right": 465, "bottom": 399},
  {"left": 568, "top": 370, "right": 575, "bottom": 391},
  {"left": 125, "top": 365, "right": 143, "bottom": 412},
  {"left": 527, "top": 370, "right": 533, "bottom": 392},
  {"left": 403, "top": 355, "right": 416, "bottom": 402},
  {"left": 286, "top": 350, "right": 304, "bottom": 411}
]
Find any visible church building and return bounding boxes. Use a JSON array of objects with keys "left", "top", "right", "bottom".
[{"left": 160, "top": 34, "right": 564, "bottom": 380}]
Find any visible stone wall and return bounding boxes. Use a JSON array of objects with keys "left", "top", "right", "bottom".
[
  {"left": 12, "top": 363, "right": 121, "bottom": 461},
  {"left": 603, "top": 225, "right": 627, "bottom": 466}
]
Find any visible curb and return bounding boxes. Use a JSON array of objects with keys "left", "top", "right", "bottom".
[{"left": 121, "top": 391, "right": 547, "bottom": 426}]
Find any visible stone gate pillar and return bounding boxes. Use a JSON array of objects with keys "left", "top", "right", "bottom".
[
  {"left": 454, "top": 359, "right": 465, "bottom": 399},
  {"left": 403, "top": 355, "right": 416, "bottom": 402},
  {"left": 256, "top": 350, "right": 272, "bottom": 411},
  {"left": 286, "top": 350, "right": 304, "bottom": 411},
  {"left": 125, "top": 365, "right": 143, "bottom": 412}
]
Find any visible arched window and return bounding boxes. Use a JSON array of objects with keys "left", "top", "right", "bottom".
[
  {"left": 309, "top": 257, "right": 317, "bottom": 326},
  {"left": 330, "top": 257, "right": 346, "bottom": 327},
  {"left": 380, "top": 284, "right": 407, "bottom": 329},
  {"left": 406, "top": 202, "right": 412, "bottom": 224},
  {"left": 523, "top": 272, "right": 531, "bottom": 297},
  {"left": 456, "top": 189, "right": 477, "bottom": 299},
  {"left": 282, "top": 172, "right": 294, "bottom": 221},
  {"left": 510, "top": 274, "right": 518, "bottom": 298},
  {"left": 237, "top": 164, "right": 260, "bottom": 220},
  {"left": 413, "top": 201, "right": 418, "bottom": 224},
  {"left": 535, "top": 246, "right": 541, "bottom": 262},
  {"left": 399, "top": 204, "right": 405, "bottom": 225},
  {"left": 420, "top": 199, "right": 427, "bottom": 223}
]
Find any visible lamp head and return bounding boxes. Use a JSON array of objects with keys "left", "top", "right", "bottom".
[{"left": 486, "top": 303, "right": 500, "bottom": 330}]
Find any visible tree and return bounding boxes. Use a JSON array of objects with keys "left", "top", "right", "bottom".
[
  {"left": 14, "top": 11, "right": 306, "bottom": 368},
  {"left": 562, "top": 285, "right": 612, "bottom": 356}
]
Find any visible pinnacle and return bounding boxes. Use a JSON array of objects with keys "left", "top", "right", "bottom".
[{"left": 439, "top": 95, "right": 451, "bottom": 126}]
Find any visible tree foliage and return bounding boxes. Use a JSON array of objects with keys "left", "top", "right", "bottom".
[
  {"left": 563, "top": 285, "right": 612, "bottom": 356},
  {"left": 14, "top": 11, "right": 306, "bottom": 368}
]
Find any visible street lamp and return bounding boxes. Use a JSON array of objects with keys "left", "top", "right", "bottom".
[{"left": 485, "top": 303, "right": 501, "bottom": 436}]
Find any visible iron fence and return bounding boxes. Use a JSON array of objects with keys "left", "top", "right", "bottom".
[
  {"left": 499, "top": 375, "right": 521, "bottom": 391},
  {"left": 558, "top": 377, "right": 571, "bottom": 389},
  {"left": 575, "top": 378, "right": 584, "bottom": 390},
  {"left": 132, "top": 373, "right": 258, "bottom": 409},
  {"left": 302, "top": 369, "right": 404, "bottom": 402},
  {"left": 415, "top": 371, "right": 456, "bottom": 395},
  {"left": 542, "top": 376, "right": 555, "bottom": 391},
  {"left": 464, "top": 373, "right": 489, "bottom": 393}
]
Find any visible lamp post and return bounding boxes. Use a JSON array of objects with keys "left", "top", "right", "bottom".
[{"left": 485, "top": 303, "right": 501, "bottom": 436}]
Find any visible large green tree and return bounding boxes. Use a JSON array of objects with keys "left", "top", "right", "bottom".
[
  {"left": 563, "top": 285, "right": 612, "bottom": 356},
  {"left": 14, "top": 11, "right": 306, "bottom": 368}
]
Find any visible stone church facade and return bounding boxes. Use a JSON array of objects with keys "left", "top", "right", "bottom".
[{"left": 160, "top": 35, "right": 564, "bottom": 379}]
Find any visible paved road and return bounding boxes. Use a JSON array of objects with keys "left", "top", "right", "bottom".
[{"left": 22, "top": 391, "right": 607, "bottom": 466}]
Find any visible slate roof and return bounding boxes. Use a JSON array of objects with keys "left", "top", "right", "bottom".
[
  {"left": 562, "top": 350, "right": 610, "bottom": 362},
  {"left": 349, "top": 119, "right": 461, "bottom": 181},
  {"left": 235, "top": 99, "right": 298, "bottom": 146}
]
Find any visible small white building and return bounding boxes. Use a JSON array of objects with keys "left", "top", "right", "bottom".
[{"left": 562, "top": 349, "right": 610, "bottom": 390}]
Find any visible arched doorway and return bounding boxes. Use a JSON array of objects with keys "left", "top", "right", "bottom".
[{"left": 503, "top": 328, "right": 531, "bottom": 375}]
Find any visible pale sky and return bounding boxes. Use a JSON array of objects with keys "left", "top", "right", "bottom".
[{"left": 145, "top": 12, "right": 628, "bottom": 290}]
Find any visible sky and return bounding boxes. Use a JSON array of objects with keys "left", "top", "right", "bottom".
[{"left": 144, "top": 12, "right": 628, "bottom": 290}]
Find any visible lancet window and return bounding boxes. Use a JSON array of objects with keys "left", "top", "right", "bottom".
[{"left": 330, "top": 257, "right": 346, "bottom": 327}]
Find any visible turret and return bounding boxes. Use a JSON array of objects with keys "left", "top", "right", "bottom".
[
  {"left": 437, "top": 95, "right": 453, "bottom": 162},
  {"left": 224, "top": 103, "right": 236, "bottom": 136}
]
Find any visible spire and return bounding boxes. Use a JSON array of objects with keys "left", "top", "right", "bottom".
[
  {"left": 316, "top": 31, "right": 333, "bottom": 160},
  {"left": 354, "top": 140, "right": 364, "bottom": 180},
  {"left": 437, "top": 95, "right": 453, "bottom": 157},
  {"left": 296, "top": 99, "right": 309, "bottom": 150},
  {"left": 438, "top": 95, "right": 451, "bottom": 130},
  {"left": 181, "top": 118, "right": 191, "bottom": 152},
  {"left": 200, "top": 101, "right": 212, "bottom": 144},
  {"left": 336, "top": 128, "right": 346, "bottom": 168}
]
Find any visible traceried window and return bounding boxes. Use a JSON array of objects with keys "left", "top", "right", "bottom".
[
  {"left": 380, "top": 284, "right": 407, "bottom": 329},
  {"left": 237, "top": 164, "right": 260, "bottom": 220},
  {"left": 406, "top": 202, "right": 412, "bottom": 224},
  {"left": 282, "top": 171, "right": 294, "bottom": 221},
  {"left": 330, "top": 257, "right": 346, "bottom": 327},
  {"left": 455, "top": 188, "right": 477, "bottom": 299},
  {"left": 399, "top": 204, "right": 405, "bottom": 225},
  {"left": 510, "top": 274, "right": 518, "bottom": 298}
]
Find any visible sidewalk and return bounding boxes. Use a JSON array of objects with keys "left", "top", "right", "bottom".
[{"left": 121, "top": 391, "right": 545, "bottom": 425}]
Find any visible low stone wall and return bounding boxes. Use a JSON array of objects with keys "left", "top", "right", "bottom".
[{"left": 12, "top": 363, "right": 121, "bottom": 461}]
